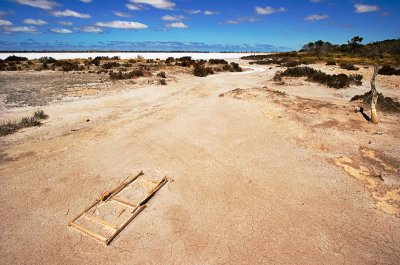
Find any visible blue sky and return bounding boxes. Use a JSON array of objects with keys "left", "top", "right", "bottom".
[{"left": 0, "top": 0, "right": 399, "bottom": 51}]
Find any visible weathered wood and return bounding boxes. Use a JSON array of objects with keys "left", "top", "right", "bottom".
[
  {"left": 83, "top": 212, "right": 119, "bottom": 230},
  {"left": 68, "top": 199, "right": 101, "bottom": 226},
  {"left": 112, "top": 196, "right": 138, "bottom": 208},
  {"left": 103, "top": 171, "right": 143, "bottom": 202},
  {"left": 70, "top": 222, "right": 107, "bottom": 242},
  {"left": 370, "top": 64, "right": 380, "bottom": 124},
  {"left": 140, "top": 178, "right": 168, "bottom": 206},
  {"left": 106, "top": 205, "right": 146, "bottom": 245}
]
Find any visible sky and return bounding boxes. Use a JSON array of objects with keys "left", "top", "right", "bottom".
[{"left": 0, "top": 0, "right": 399, "bottom": 51}]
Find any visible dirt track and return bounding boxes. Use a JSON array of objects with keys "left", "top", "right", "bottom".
[{"left": 0, "top": 63, "right": 399, "bottom": 264}]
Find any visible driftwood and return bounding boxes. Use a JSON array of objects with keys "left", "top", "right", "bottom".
[{"left": 370, "top": 64, "right": 380, "bottom": 124}]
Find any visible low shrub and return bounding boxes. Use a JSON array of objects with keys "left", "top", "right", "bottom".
[
  {"left": 283, "top": 61, "right": 301, "bottom": 67},
  {"left": 165, "top": 57, "right": 174, "bottom": 64},
  {"left": 109, "top": 69, "right": 144, "bottom": 80},
  {"left": 208, "top": 59, "right": 228, "bottom": 65},
  {"left": 56, "top": 60, "right": 82, "bottom": 71},
  {"left": 351, "top": 91, "right": 400, "bottom": 112},
  {"left": 193, "top": 65, "right": 214, "bottom": 77},
  {"left": 5, "top": 55, "right": 28, "bottom": 62},
  {"left": 378, "top": 66, "right": 400, "bottom": 76},
  {"left": 102, "top": 61, "right": 120, "bottom": 69},
  {"left": 39, "top": 57, "right": 57, "bottom": 64},
  {"left": 157, "top": 71, "right": 166, "bottom": 78},
  {"left": 326, "top": 60, "right": 336, "bottom": 65},
  {"left": 340, "top": 63, "right": 359, "bottom": 71},
  {"left": 159, "top": 79, "right": 167, "bottom": 85},
  {"left": 273, "top": 66, "right": 362, "bottom": 88},
  {"left": 0, "top": 110, "right": 48, "bottom": 136},
  {"left": 229, "top": 62, "right": 242, "bottom": 72}
]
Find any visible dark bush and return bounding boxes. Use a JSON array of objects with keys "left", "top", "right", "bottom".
[
  {"left": 5, "top": 55, "right": 28, "bottom": 62},
  {"left": 340, "top": 63, "right": 359, "bottom": 71},
  {"left": 283, "top": 61, "right": 301, "bottom": 67},
  {"left": 378, "top": 66, "right": 400, "bottom": 76},
  {"left": 102, "top": 61, "right": 120, "bottom": 69},
  {"left": 157, "top": 71, "right": 166, "bottom": 78},
  {"left": 159, "top": 79, "right": 167, "bottom": 85},
  {"left": 39, "top": 57, "right": 57, "bottom": 64},
  {"left": 33, "top": 110, "right": 48, "bottom": 119},
  {"left": 56, "top": 60, "right": 81, "bottom": 71},
  {"left": 326, "top": 60, "right": 336, "bottom": 65},
  {"left": 165, "top": 57, "right": 175, "bottom": 64},
  {"left": 209, "top": 59, "right": 228, "bottom": 65},
  {"left": 274, "top": 66, "right": 363, "bottom": 88},
  {"left": 193, "top": 65, "right": 214, "bottom": 77},
  {"left": 109, "top": 69, "right": 144, "bottom": 80},
  {"left": 230, "top": 62, "right": 242, "bottom": 72},
  {"left": 351, "top": 91, "right": 400, "bottom": 112}
]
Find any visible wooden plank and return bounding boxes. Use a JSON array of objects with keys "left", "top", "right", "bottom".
[
  {"left": 112, "top": 196, "right": 138, "bottom": 208},
  {"left": 68, "top": 199, "right": 100, "bottom": 226},
  {"left": 70, "top": 222, "right": 107, "bottom": 243},
  {"left": 102, "top": 170, "right": 144, "bottom": 202},
  {"left": 140, "top": 178, "right": 168, "bottom": 206},
  {"left": 106, "top": 205, "right": 146, "bottom": 245},
  {"left": 83, "top": 212, "right": 118, "bottom": 230}
]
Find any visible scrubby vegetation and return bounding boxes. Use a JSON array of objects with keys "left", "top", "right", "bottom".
[
  {"left": 193, "top": 65, "right": 214, "bottom": 77},
  {"left": 378, "top": 66, "right": 400, "bottom": 76},
  {"left": 274, "top": 66, "right": 363, "bottom": 88},
  {"left": 326, "top": 60, "right": 336, "bottom": 66},
  {"left": 5, "top": 55, "right": 28, "bottom": 62},
  {"left": 351, "top": 91, "right": 400, "bottom": 113},
  {"left": 109, "top": 69, "right": 144, "bottom": 80},
  {"left": 0, "top": 110, "right": 48, "bottom": 136},
  {"left": 340, "top": 63, "right": 359, "bottom": 71}
]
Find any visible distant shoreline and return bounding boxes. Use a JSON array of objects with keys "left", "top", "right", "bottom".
[
  {"left": 0, "top": 51, "right": 274, "bottom": 53},
  {"left": 0, "top": 51, "right": 271, "bottom": 60}
]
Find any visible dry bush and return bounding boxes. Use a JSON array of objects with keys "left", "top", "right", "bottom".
[
  {"left": 378, "top": 66, "right": 400, "bottom": 76},
  {"left": 340, "top": 63, "right": 359, "bottom": 71},
  {"left": 0, "top": 110, "right": 48, "bottom": 136},
  {"left": 193, "top": 65, "right": 214, "bottom": 77},
  {"left": 274, "top": 66, "right": 362, "bottom": 88}
]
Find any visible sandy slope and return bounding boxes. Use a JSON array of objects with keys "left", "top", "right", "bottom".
[{"left": 0, "top": 63, "right": 399, "bottom": 264}]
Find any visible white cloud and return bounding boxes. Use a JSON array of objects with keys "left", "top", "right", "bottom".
[
  {"left": 15, "top": 0, "right": 57, "bottom": 10},
  {"left": 166, "top": 22, "right": 188, "bottom": 28},
  {"left": 130, "top": 0, "right": 175, "bottom": 10},
  {"left": 58, "top": 21, "right": 72, "bottom": 26},
  {"left": 23, "top": 18, "right": 47, "bottom": 25},
  {"left": 80, "top": 0, "right": 92, "bottom": 3},
  {"left": 255, "top": 6, "right": 287, "bottom": 15},
  {"left": 52, "top": 9, "right": 91, "bottom": 18},
  {"left": 113, "top": 11, "right": 132, "bottom": 17},
  {"left": 126, "top": 4, "right": 141, "bottom": 10},
  {"left": 223, "top": 17, "right": 258, "bottom": 25},
  {"left": 0, "top": 19, "right": 13, "bottom": 26},
  {"left": 51, "top": 28, "right": 72, "bottom": 33},
  {"left": 185, "top": 9, "right": 201, "bottom": 14},
  {"left": 4, "top": 26, "right": 38, "bottom": 33},
  {"left": 161, "top": 15, "right": 184, "bottom": 21},
  {"left": 95, "top": 20, "right": 148, "bottom": 29},
  {"left": 82, "top": 26, "right": 102, "bottom": 33},
  {"left": 204, "top": 10, "right": 218, "bottom": 15},
  {"left": 185, "top": 9, "right": 218, "bottom": 15},
  {"left": 354, "top": 4, "right": 379, "bottom": 13},
  {"left": 304, "top": 14, "right": 329, "bottom": 21}
]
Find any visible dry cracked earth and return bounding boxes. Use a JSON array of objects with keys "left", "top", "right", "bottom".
[{"left": 0, "top": 62, "right": 399, "bottom": 264}]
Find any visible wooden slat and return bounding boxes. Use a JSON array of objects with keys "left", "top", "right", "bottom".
[
  {"left": 83, "top": 212, "right": 118, "bottom": 230},
  {"left": 70, "top": 222, "right": 107, "bottom": 242},
  {"left": 106, "top": 205, "right": 146, "bottom": 245},
  {"left": 112, "top": 196, "right": 138, "bottom": 208},
  {"left": 68, "top": 199, "right": 100, "bottom": 226}
]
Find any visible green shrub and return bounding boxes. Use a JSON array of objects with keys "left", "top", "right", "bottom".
[
  {"left": 208, "top": 59, "right": 228, "bottom": 65},
  {"left": 5, "top": 55, "right": 28, "bottom": 62}
]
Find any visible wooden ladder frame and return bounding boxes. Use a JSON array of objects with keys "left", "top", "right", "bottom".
[{"left": 68, "top": 170, "right": 169, "bottom": 245}]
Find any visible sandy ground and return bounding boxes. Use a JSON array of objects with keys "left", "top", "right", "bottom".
[{"left": 0, "top": 61, "right": 399, "bottom": 264}]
